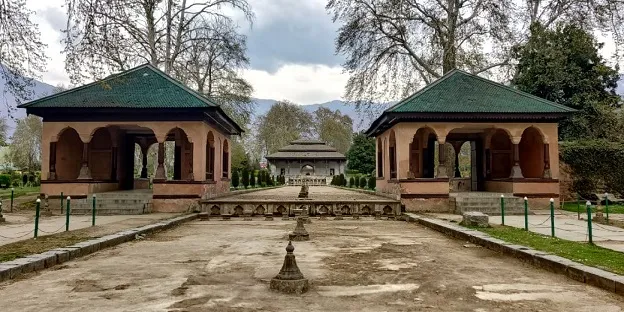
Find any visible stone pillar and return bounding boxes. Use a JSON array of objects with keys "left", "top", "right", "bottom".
[
  {"left": 485, "top": 148, "right": 491, "bottom": 179},
  {"left": 543, "top": 143, "right": 551, "bottom": 178},
  {"left": 188, "top": 142, "right": 194, "bottom": 180},
  {"left": 48, "top": 142, "right": 57, "bottom": 180},
  {"left": 436, "top": 142, "right": 448, "bottom": 178},
  {"left": 452, "top": 142, "right": 462, "bottom": 178},
  {"left": 110, "top": 146, "right": 118, "bottom": 181},
  {"left": 510, "top": 143, "right": 523, "bottom": 179},
  {"left": 155, "top": 142, "right": 166, "bottom": 180},
  {"left": 77, "top": 142, "right": 92, "bottom": 179},
  {"left": 140, "top": 146, "right": 148, "bottom": 178}
]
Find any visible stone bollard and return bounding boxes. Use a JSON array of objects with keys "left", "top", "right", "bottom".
[
  {"left": 43, "top": 194, "right": 52, "bottom": 217},
  {"left": 269, "top": 241, "right": 309, "bottom": 294},
  {"left": 334, "top": 210, "right": 343, "bottom": 221},
  {"left": 265, "top": 214, "right": 274, "bottom": 221},
  {"left": 374, "top": 211, "right": 381, "bottom": 220},
  {"left": 198, "top": 212, "right": 210, "bottom": 221},
  {"left": 289, "top": 217, "right": 310, "bottom": 241},
  {"left": 352, "top": 212, "right": 360, "bottom": 220}
]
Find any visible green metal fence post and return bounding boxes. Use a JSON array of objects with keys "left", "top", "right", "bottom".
[
  {"left": 577, "top": 193, "right": 580, "bottom": 220},
  {"left": 605, "top": 192, "right": 609, "bottom": 223},
  {"left": 500, "top": 194, "right": 505, "bottom": 226},
  {"left": 60, "top": 192, "right": 64, "bottom": 214},
  {"left": 586, "top": 201, "right": 593, "bottom": 244},
  {"left": 10, "top": 187, "right": 14, "bottom": 212},
  {"left": 65, "top": 196, "right": 71, "bottom": 232},
  {"left": 91, "top": 194, "right": 96, "bottom": 226},
  {"left": 524, "top": 197, "right": 529, "bottom": 231},
  {"left": 550, "top": 198, "right": 555, "bottom": 237},
  {"left": 34, "top": 198, "right": 41, "bottom": 238}
]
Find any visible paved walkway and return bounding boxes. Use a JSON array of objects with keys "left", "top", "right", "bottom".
[
  {"left": 0, "top": 213, "right": 179, "bottom": 246},
  {"left": 430, "top": 211, "right": 624, "bottom": 252}
]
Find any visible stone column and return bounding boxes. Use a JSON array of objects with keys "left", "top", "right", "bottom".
[
  {"left": 154, "top": 142, "right": 166, "bottom": 180},
  {"left": 77, "top": 142, "right": 92, "bottom": 179},
  {"left": 436, "top": 142, "right": 448, "bottom": 178},
  {"left": 452, "top": 142, "right": 462, "bottom": 178},
  {"left": 510, "top": 143, "right": 523, "bottom": 179},
  {"left": 110, "top": 146, "right": 118, "bottom": 181},
  {"left": 140, "top": 146, "right": 148, "bottom": 178},
  {"left": 48, "top": 142, "right": 57, "bottom": 180},
  {"left": 543, "top": 143, "right": 551, "bottom": 178},
  {"left": 188, "top": 142, "right": 194, "bottom": 180}
]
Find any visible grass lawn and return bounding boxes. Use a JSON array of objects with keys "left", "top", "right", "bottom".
[
  {"left": 472, "top": 225, "right": 624, "bottom": 275},
  {"left": 0, "top": 230, "right": 90, "bottom": 263},
  {"left": 0, "top": 186, "right": 40, "bottom": 199},
  {"left": 560, "top": 201, "right": 624, "bottom": 214}
]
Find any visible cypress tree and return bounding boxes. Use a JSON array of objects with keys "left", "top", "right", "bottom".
[
  {"left": 349, "top": 177, "right": 355, "bottom": 187},
  {"left": 359, "top": 176, "right": 367, "bottom": 188},
  {"left": 250, "top": 170, "right": 256, "bottom": 188},
  {"left": 241, "top": 168, "right": 249, "bottom": 188}
]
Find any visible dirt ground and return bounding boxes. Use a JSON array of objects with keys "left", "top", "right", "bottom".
[
  {"left": 222, "top": 186, "right": 391, "bottom": 201},
  {"left": 0, "top": 218, "right": 623, "bottom": 312}
]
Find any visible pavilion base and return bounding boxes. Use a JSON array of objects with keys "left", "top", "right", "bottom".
[{"left": 269, "top": 278, "right": 309, "bottom": 294}]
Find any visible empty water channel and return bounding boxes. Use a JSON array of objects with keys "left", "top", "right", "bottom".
[{"left": 200, "top": 186, "right": 401, "bottom": 217}]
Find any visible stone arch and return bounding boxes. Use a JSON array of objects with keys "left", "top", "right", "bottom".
[
  {"left": 276, "top": 205, "right": 286, "bottom": 215},
  {"left": 361, "top": 205, "right": 371, "bottom": 215},
  {"left": 389, "top": 130, "right": 397, "bottom": 179},
  {"left": 166, "top": 127, "right": 193, "bottom": 180},
  {"left": 233, "top": 205, "right": 244, "bottom": 216},
  {"left": 255, "top": 205, "right": 266, "bottom": 215},
  {"left": 56, "top": 127, "right": 83, "bottom": 180},
  {"left": 300, "top": 164, "right": 314, "bottom": 175},
  {"left": 222, "top": 139, "right": 229, "bottom": 178},
  {"left": 89, "top": 128, "right": 114, "bottom": 180},
  {"left": 409, "top": 127, "right": 438, "bottom": 178},
  {"left": 319, "top": 205, "right": 329, "bottom": 214},
  {"left": 210, "top": 205, "right": 221, "bottom": 215},
  {"left": 206, "top": 131, "right": 215, "bottom": 181},
  {"left": 519, "top": 127, "right": 545, "bottom": 178},
  {"left": 341, "top": 205, "right": 351, "bottom": 215},
  {"left": 382, "top": 205, "right": 393, "bottom": 215},
  {"left": 490, "top": 129, "right": 513, "bottom": 179}
]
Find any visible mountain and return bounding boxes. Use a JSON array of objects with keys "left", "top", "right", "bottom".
[
  {"left": 252, "top": 98, "right": 391, "bottom": 132},
  {"left": 1, "top": 72, "right": 55, "bottom": 135}
]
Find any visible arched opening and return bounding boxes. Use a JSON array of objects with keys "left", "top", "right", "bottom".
[
  {"left": 233, "top": 205, "right": 244, "bottom": 216},
  {"left": 89, "top": 128, "right": 114, "bottom": 180},
  {"left": 361, "top": 205, "right": 371, "bottom": 215},
  {"left": 222, "top": 139, "right": 229, "bottom": 179},
  {"left": 319, "top": 205, "right": 329, "bottom": 214},
  {"left": 255, "top": 205, "right": 265, "bottom": 215},
  {"left": 341, "top": 205, "right": 350, "bottom": 215},
  {"left": 382, "top": 205, "right": 393, "bottom": 215},
  {"left": 210, "top": 205, "right": 221, "bottom": 215},
  {"left": 448, "top": 140, "right": 473, "bottom": 192},
  {"left": 490, "top": 129, "right": 513, "bottom": 179},
  {"left": 377, "top": 137, "right": 383, "bottom": 177},
  {"left": 165, "top": 128, "right": 193, "bottom": 180},
  {"left": 56, "top": 128, "right": 83, "bottom": 180},
  {"left": 300, "top": 164, "right": 314, "bottom": 175},
  {"left": 389, "top": 130, "right": 397, "bottom": 179},
  {"left": 276, "top": 205, "right": 286, "bottom": 215},
  {"left": 409, "top": 127, "right": 437, "bottom": 178},
  {"left": 206, "top": 131, "right": 215, "bottom": 181},
  {"left": 519, "top": 127, "right": 545, "bottom": 178}
]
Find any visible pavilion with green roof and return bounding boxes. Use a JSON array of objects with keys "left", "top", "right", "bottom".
[
  {"left": 365, "top": 69, "right": 575, "bottom": 213},
  {"left": 20, "top": 64, "right": 243, "bottom": 212}
]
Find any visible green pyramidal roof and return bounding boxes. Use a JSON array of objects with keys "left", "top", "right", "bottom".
[
  {"left": 386, "top": 69, "right": 576, "bottom": 114},
  {"left": 19, "top": 64, "right": 218, "bottom": 109}
]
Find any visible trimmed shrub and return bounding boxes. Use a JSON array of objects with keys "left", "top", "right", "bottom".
[
  {"left": 368, "top": 176, "right": 376, "bottom": 190},
  {"left": 241, "top": 168, "right": 250, "bottom": 188},
  {"left": 0, "top": 174, "right": 10, "bottom": 188},
  {"left": 359, "top": 176, "right": 367, "bottom": 188},
  {"left": 340, "top": 174, "right": 347, "bottom": 187},
  {"left": 250, "top": 170, "right": 256, "bottom": 188},
  {"left": 232, "top": 171, "right": 240, "bottom": 189},
  {"left": 349, "top": 177, "right": 355, "bottom": 187}
]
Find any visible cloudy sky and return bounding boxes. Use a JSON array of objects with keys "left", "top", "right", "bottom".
[{"left": 27, "top": 0, "right": 348, "bottom": 105}]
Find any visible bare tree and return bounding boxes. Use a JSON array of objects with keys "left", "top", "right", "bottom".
[
  {"left": 327, "top": 0, "right": 624, "bottom": 109},
  {"left": 313, "top": 107, "right": 353, "bottom": 154},
  {"left": 0, "top": 0, "right": 47, "bottom": 114},
  {"left": 256, "top": 101, "right": 314, "bottom": 155},
  {"left": 8, "top": 115, "right": 42, "bottom": 172}
]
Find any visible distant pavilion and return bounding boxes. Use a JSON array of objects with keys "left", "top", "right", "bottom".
[
  {"left": 19, "top": 64, "right": 242, "bottom": 212},
  {"left": 365, "top": 70, "right": 575, "bottom": 212},
  {"left": 266, "top": 139, "right": 346, "bottom": 184}
]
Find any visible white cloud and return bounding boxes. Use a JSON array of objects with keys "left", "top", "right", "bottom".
[{"left": 243, "top": 64, "right": 348, "bottom": 105}]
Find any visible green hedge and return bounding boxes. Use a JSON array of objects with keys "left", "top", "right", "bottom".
[{"left": 560, "top": 140, "right": 624, "bottom": 198}]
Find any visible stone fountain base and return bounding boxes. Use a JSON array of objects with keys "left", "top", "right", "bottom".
[{"left": 270, "top": 278, "right": 309, "bottom": 294}]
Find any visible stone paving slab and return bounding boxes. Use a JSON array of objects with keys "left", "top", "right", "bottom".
[
  {"left": 408, "top": 213, "right": 624, "bottom": 297},
  {"left": 0, "top": 214, "right": 198, "bottom": 283}
]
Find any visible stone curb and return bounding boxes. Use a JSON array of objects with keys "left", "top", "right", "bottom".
[
  {"left": 204, "top": 185, "right": 285, "bottom": 201},
  {"left": 330, "top": 186, "right": 400, "bottom": 201},
  {"left": 0, "top": 214, "right": 198, "bottom": 284},
  {"left": 406, "top": 213, "right": 624, "bottom": 296}
]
